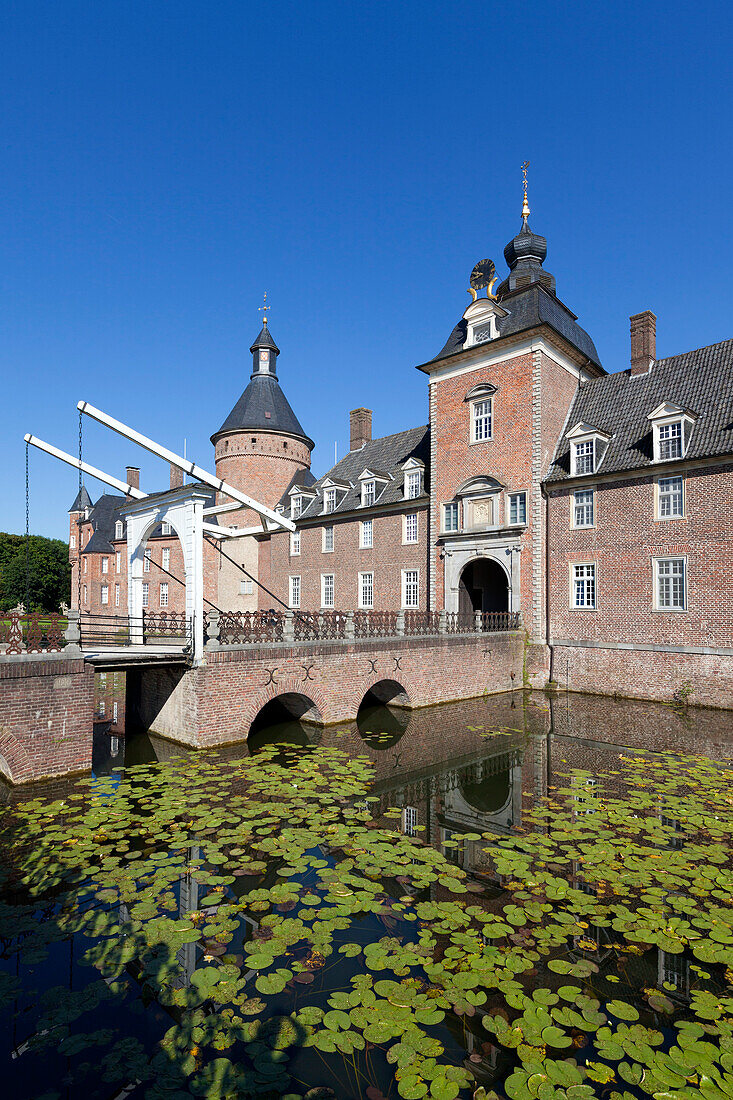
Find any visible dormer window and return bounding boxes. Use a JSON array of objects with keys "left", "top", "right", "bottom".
[
  {"left": 324, "top": 488, "right": 337, "bottom": 514},
  {"left": 566, "top": 423, "right": 611, "bottom": 478},
  {"left": 161, "top": 521, "right": 171, "bottom": 536},
  {"left": 574, "top": 439, "right": 595, "bottom": 475},
  {"left": 648, "top": 403, "right": 696, "bottom": 464},
  {"left": 115, "top": 520, "right": 124, "bottom": 539},
  {"left": 362, "top": 480, "right": 376, "bottom": 507},
  {"left": 291, "top": 496, "right": 303, "bottom": 519},
  {"left": 405, "top": 471, "right": 421, "bottom": 500}
]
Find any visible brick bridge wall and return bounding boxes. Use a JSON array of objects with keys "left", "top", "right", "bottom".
[
  {"left": 0, "top": 654, "right": 95, "bottom": 784},
  {"left": 131, "top": 631, "right": 547, "bottom": 747}
]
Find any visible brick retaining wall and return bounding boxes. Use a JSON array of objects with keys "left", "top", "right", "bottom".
[{"left": 0, "top": 653, "right": 95, "bottom": 783}]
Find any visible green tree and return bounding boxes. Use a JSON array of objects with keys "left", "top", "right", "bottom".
[{"left": 0, "top": 533, "right": 71, "bottom": 613}]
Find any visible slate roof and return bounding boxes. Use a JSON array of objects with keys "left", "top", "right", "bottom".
[
  {"left": 294, "top": 425, "right": 430, "bottom": 520},
  {"left": 423, "top": 284, "right": 602, "bottom": 370},
  {"left": 276, "top": 467, "right": 318, "bottom": 510},
  {"left": 69, "top": 485, "right": 93, "bottom": 513},
  {"left": 212, "top": 373, "right": 314, "bottom": 447},
  {"left": 546, "top": 338, "right": 733, "bottom": 481}
]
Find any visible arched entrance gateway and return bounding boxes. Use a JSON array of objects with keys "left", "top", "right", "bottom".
[{"left": 458, "top": 557, "right": 509, "bottom": 616}]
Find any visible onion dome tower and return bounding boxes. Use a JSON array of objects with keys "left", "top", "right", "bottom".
[
  {"left": 496, "top": 164, "right": 556, "bottom": 298},
  {"left": 211, "top": 310, "right": 315, "bottom": 520}
]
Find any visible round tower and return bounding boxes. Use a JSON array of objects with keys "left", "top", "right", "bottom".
[{"left": 211, "top": 318, "right": 314, "bottom": 524}]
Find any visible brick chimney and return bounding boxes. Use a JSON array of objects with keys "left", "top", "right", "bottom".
[
  {"left": 170, "top": 463, "right": 183, "bottom": 490},
  {"left": 350, "top": 408, "right": 372, "bottom": 451},
  {"left": 126, "top": 466, "right": 140, "bottom": 491},
  {"left": 630, "top": 311, "right": 656, "bottom": 375}
]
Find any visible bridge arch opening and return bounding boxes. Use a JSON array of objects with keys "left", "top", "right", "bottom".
[
  {"left": 356, "top": 681, "right": 411, "bottom": 749},
  {"left": 458, "top": 557, "right": 509, "bottom": 616},
  {"left": 248, "top": 693, "right": 323, "bottom": 751}
]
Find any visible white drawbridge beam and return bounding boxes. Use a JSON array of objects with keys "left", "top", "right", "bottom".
[
  {"left": 203, "top": 501, "right": 243, "bottom": 517},
  {"left": 24, "top": 435, "right": 147, "bottom": 499},
  {"left": 77, "top": 401, "right": 295, "bottom": 533}
]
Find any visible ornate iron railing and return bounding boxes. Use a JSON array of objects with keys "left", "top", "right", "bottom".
[
  {"left": 0, "top": 609, "right": 66, "bottom": 654},
  {"left": 79, "top": 612, "right": 192, "bottom": 649}
]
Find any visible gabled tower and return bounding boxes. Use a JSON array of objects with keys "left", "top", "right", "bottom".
[{"left": 68, "top": 485, "right": 92, "bottom": 611}]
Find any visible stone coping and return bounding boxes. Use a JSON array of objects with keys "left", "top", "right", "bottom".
[{"left": 551, "top": 638, "right": 733, "bottom": 658}]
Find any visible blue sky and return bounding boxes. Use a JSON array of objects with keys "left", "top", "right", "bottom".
[{"left": 3, "top": 0, "right": 731, "bottom": 539}]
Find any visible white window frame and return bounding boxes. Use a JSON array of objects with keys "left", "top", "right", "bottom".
[
  {"left": 115, "top": 520, "right": 124, "bottom": 539},
  {"left": 321, "top": 573, "right": 335, "bottom": 609},
  {"left": 404, "top": 470, "right": 421, "bottom": 499},
  {"left": 359, "top": 571, "right": 374, "bottom": 609},
  {"left": 142, "top": 582, "right": 149, "bottom": 608},
  {"left": 323, "top": 488, "right": 337, "bottom": 514},
  {"left": 83, "top": 556, "right": 88, "bottom": 574},
  {"left": 115, "top": 551, "right": 121, "bottom": 573},
  {"left": 442, "top": 501, "right": 460, "bottom": 533},
  {"left": 360, "top": 519, "right": 373, "bottom": 549},
  {"left": 322, "top": 525, "right": 334, "bottom": 553},
  {"left": 656, "top": 476, "right": 684, "bottom": 520},
  {"left": 570, "top": 562, "right": 596, "bottom": 610},
  {"left": 162, "top": 547, "right": 170, "bottom": 570},
  {"left": 99, "top": 698, "right": 106, "bottom": 718},
  {"left": 289, "top": 575, "right": 301, "bottom": 609},
  {"left": 239, "top": 578, "right": 253, "bottom": 595},
  {"left": 161, "top": 521, "right": 172, "bottom": 536},
  {"left": 101, "top": 584, "right": 109, "bottom": 605},
  {"left": 471, "top": 397, "right": 493, "bottom": 443},
  {"left": 402, "top": 569, "right": 419, "bottom": 609},
  {"left": 507, "top": 491, "right": 527, "bottom": 526},
  {"left": 572, "top": 488, "right": 595, "bottom": 529},
  {"left": 572, "top": 439, "right": 595, "bottom": 476},
  {"left": 291, "top": 496, "right": 303, "bottom": 520},
  {"left": 83, "top": 584, "right": 88, "bottom": 605},
  {"left": 144, "top": 548, "right": 152, "bottom": 573},
  {"left": 160, "top": 582, "right": 168, "bottom": 607},
  {"left": 69, "top": 534, "right": 76, "bottom": 549},
  {"left": 656, "top": 421, "right": 683, "bottom": 461},
  {"left": 290, "top": 531, "right": 301, "bottom": 556},
  {"left": 114, "top": 584, "right": 120, "bottom": 608},
  {"left": 361, "top": 479, "right": 376, "bottom": 507},
  {"left": 101, "top": 556, "right": 109, "bottom": 574},
  {"left": 113, "top": 701, "right": 118, "bottom": 723},
  {"left": 404, "top": 513, "right": 418, "bottom": 544},
  {"left": 654, "top": 557, "right": 686, "bottom": 612}
]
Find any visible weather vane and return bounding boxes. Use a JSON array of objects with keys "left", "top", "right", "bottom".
[
  {"left": 258, "top": 292, "right": 271, "bottom": 324},
  {"left": 521, "top": 161, "right": 530, "bottom": 219}
]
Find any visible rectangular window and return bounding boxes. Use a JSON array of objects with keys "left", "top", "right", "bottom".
[
  {"left": 574, "top": 439, "right": 595, "bottom": 475},
  {"left": 239, "top": 579, "right": 253, "bottom": 595},
  {"left": 472, "top": 399, "right": 493, "bottom": 442},
  {"left": 100, "top": 672, "right": 107, "bottom": 686},
  {"left": 404, "top": 513, "right": 418, "bottom": 543},
  {"left": 321, "top": 574, "right": 335, "bottom": 608},
  {"left": 289, "top": 575, "right": 301, "bottom": 609},
  {"left": 160, "top": 583, "right": 168, "bottom": 607},
  {"left": 658, "top": 476, "right": 683, "bottom": 519},
  {"left": 362, "top": 480, "right": 375, "bottom": 507},
  {"left": 508, "top": 492, "right": 527, "bottom": 525},
  {"left": 323, "top": 525, "right": 334, "bottom": 553},
  {"left": 115, "top": 584, "right": 120, "bottom": 608},
  {"left": 115, "top": 551, "right": 121, "bottom": 573},
  {"left": 443, "top": 502, "right": 459, "bottom": 532},
  {"left": 658, "top": 421, "right": 682, "bottom": 460},
  {"left": 142, "top": 582, "right": 149, "bottom": 608},
  {"left": 405, "top": 471, "right": 421, "bottom": 499},
  {"left": 101, "top": 585, "right": 109, "bottom": 605},
  {"left": 655, "top": 558, "right": 686, "bottom": 610},
  {"left": 144, "top": 548, "right": 152, "bottom": 573},
  {"left": 359, "top": 571, "right": 374, "bottom": 609},
  {"left": 70, "top": 534, "right": 76, "bottom": 549},
  {"left": 402, "top": 569, "right": 419, "bottom": 609},
  {"left": 99, "top": 699, "right": 106, "bottom": 718},
  {"left": 290, "top": 531, "right": 300, "bottom": 556},
  {"left": 401, "top": 806, "right": 418, "bottom": 837},
  {"left": 115, "top": 521, "right": 124, "bottom": 539},
  {"left": 162, "top": 547, "right": 170, "bottom": 570},
  {"left": 360, "top": 519, "right": 373, "bottom": 548},
  {"left": 324, "top": 488, "right": 337, "bottom": 513},
  {"left": 291, "top": 496, "right": 302, "bottom": 519},
  {"left": 571, "top": 563, "right": 596, "bottom": 609},
  {"left": 83, "top": 557, "right": 88, "bottom": 574},
  {"left": 573, "top": 489, "right": 594, "bottom": 528},
  {"left": 161, "top": 521, "right": 171, "bottom": 536},
  {"left": 113, "top": 701, "right": 118, "bottom": 723},
  {"left": 101, "top": 556, "right": 109, "bottom": 574},
  {"left": 83, "top": 584, "right": 88, "bottom": 605}
]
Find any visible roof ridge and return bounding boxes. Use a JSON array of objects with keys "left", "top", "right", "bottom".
[{"left": 655, "top": 336, "right": 733, "bottom": 367}]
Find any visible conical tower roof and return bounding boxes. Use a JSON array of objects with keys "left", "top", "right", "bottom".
[{"left": 69, "top": 485, "right": 93, "bottom": 513}]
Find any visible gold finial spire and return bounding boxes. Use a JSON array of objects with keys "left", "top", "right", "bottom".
[
  {"left": 521, "top": 160, "right": 530, "bottom": 219},
  {"left": 258, "top": 291, "right": 271, "bottom": 325}
]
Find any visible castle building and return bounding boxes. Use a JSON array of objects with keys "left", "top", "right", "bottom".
[{"left": 69, "top": 190, "right": 733, "bottom": 699}]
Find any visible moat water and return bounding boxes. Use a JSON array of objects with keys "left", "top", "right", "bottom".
[{"left": 1, "top": 688, "right": 733, "bottom": 1099}]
